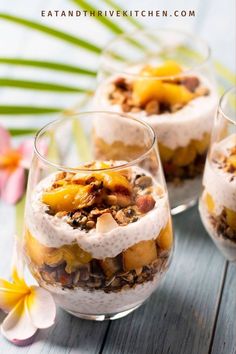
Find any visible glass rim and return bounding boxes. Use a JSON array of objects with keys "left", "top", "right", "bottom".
[
  {"left": 34, "top": 110, "right": 156, "bottom": 173},
  {"left": 101, "top": 27, "right": 211, "bottom": 80},
  {"left": 218, "top": 86, "right": 236, "bottom": 125}
]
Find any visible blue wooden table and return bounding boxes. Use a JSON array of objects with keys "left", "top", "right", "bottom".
[
  {"left": 0, "top": 0, "right": 235, "bottom": 352},
  {"left": 0, "top": 204, "right": 236, "bottom": 354}
]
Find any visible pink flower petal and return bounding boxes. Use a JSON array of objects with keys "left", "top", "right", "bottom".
[
  {"left": 18, "top": 140, "right": 34, "bottom": 169},
  {"left": 0, "top": 170, "right": 10, "bottom": 192},
  {"left": 26, "top": 286, "right": 56, "bottom": 329},
  {"left": 1, "top": 298, "right": 37, "bottom": 344},
  {"left": 1, "top": 167, "right": 25, "bottom": 204},
  {"left": 0, "top": 125, "right": 11, "bottom": 154}
]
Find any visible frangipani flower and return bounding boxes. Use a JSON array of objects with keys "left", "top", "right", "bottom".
[
  {"left": 0, "top": 240, "right": 56, "bottom": 345},
  {"left": 0, "top": 125, "right": 34, "bottom": 204}
]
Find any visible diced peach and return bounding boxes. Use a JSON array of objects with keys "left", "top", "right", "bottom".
[
  {"left": 100, "top": 257, "right": 121, "bottom": 278},
  {"left": 123, "top": 240, "right": 157, "bottom": 271},
  {"left": 157, "top": 220, "right": 173, "bottom": 251},
  {"left": 150, "top": 60, "right": 182, "bottom": 77},
  {"left": 162, "top": 83, "right": 194, "bottom": 106},
  {"left": 42, "top": 184, "right": 82, "bottom": 212},
  {"left": 173, "top": 145, "right": 196, "bottom": 167},
  {"left": 204, "top": 192, "right": 215, "bottom": 214},
  {"left": 48, "top": 244, "right": 92, "bottom": 273},
  {"left": 141, "top": 61, "right": 182, "bottom": 77},
  {"left": 225, "top": 208, "right": 236, "bottom": 231},
  {"left": 228, "top": 154, "right": 236, "bottom": 169},
  {"left": 193, "top": 133, "right": 210, "bottom": 155},
  {"left": 25, "top": 229, "right": 50, "bottom": 266},
  {"left": 159, "top": 143, "right": 175, "bottom": 162},
  {"left": 25, "top": 229, "right": 92, "bottom": 272},
  {"left": 132, "top": 78, "right": 163, "bottom": 105},
  {"left": 100, "top": 171, "right": 131, "bottom": 193}
]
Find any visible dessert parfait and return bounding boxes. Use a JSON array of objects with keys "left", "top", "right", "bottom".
[
  {"left": 199, "top": 87, "right": 236, "bottom": 261},
  {"left": 24, "top": 112, "right": 174, "bottom": 320},
  {"left": 94, "top": 29, "right": 218, "bottom": 212}
]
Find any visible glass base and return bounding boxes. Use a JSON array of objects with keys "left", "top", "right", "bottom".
[
  {"left": 171, "top": 197, "right": 197, "bottom": 215},
  {"left": 65, "top": 303, "right": 142, "bottom": 321}
]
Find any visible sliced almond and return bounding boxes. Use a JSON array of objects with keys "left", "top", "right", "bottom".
[{"left": 96, "top": 213, "right": 118, "bottom": 233}]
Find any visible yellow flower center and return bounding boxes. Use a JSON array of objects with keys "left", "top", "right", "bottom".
[{"left": 0, "top": 149, "right": 22, "bottom": 172}]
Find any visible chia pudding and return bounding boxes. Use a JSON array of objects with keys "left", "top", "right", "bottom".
[
  {"left": 199, "top": 135, "right": 236, "bottom": 261},
  {"left": 93, "top": 61, "right": 218, "bottom": 210},
  {"left": 24, "top": 161, "right": 173, "bottom": 317}
]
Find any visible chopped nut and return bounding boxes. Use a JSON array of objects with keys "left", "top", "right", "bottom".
[
  {"left": 195, "top": 86, "right": 210, "bottom": 97},
  {"left": 136, "top": 195, "right": 156, "bottom": 213},
  {"left": 115, "top": 210, "right": 130, "bottom": 225},
  {"left": 106, "top": 194, "right": 118, "bottom": 205},
  {"left": 181, "top": 76, "right": 200, "bottom": 92},
  {"left": 121, "top": 102, "right": 132, "bottom": 112},
  {"left": 135, "top": 175, "right": 152, "bottom": 189},
  {"left": 171, "top": 103, "right": 184, "bottom": 113},
  {"left": 145, "top": 100, "right": 160, "bottom": 115},
  {"left": 55, "top": 172, "right": 66, "bottom": 181},
  {"left": 86, "top": 220, "right": 95, "bottom": 229},
  {"left": 55, "top": 211, "right": 67, "bottom": 218},
  {"left": 135, "top": 267, "right": 143, "bottom": 276}
]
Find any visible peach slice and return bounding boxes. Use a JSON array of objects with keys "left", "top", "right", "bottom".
[
  {"left": 228, "top": 154, "right": 236, "bottom": 169},
  {"left": 100, "top": 171, "right": 131, "bottom": 193},
  {"left": 42, "top": 184, "right": 82, "bottom": 212},
  {"left": 141, "top": 60, "right": 182, "bottom": 77},
  {"left": 25, "top": 229, "right": 50, "bottom": 266},
  {"left": 173, "top": 145, "right": 196, "bottom": 167},
  {"left": 25, "top": 229, "right": 92, "bottom": 272},
  {"left": 159, "top": 143, "right": 175, "bottom": 162},
  {"left": 193, "top": 133, "right": 210, "bottom": 155},
  {"left": 157, "top": 220, "right": 173, "bottom": 251},
  {"left": 225, "top": 208, "right": 236, "bottom": 231},
  {"left": 161, "top": 83, "right": 194, "bottom": 106},
  {"left": 46, "top": 244, "right": 92, "bottom": 273},
  {"left": 204, "top": 192, "right": 215, "bottom": 214},
  {"left": 132, "top": 78, "right": 163, "bottom": 106},
  {"left": 123, "top": 239, "right": 157, "bottom": 271}
]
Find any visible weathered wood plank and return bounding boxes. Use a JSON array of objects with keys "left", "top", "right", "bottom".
[
  {"left": 102, "top": 206, "right": 227, "bottom": 354},
  {"left": 0, "top": 202, "right": 108, "bottom": 354},
  {"left": 211, "top": 262, "right": 236, "bottom": 354}
]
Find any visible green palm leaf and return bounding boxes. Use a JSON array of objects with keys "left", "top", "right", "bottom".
[
  {"left": 0, "top": 105, "right": 63, "bottom": 115},
  {"left": 0, "top": 13, "right": 101, "bottom": 53},
  {"left": 9, "top": 128, "right": 37, "bottom": 136},
  {"left": 0, "top": 78, "right": 93, "bottom": 93},
  {"left": 0, "top": 58, "right": 96, "bottom": 76}
]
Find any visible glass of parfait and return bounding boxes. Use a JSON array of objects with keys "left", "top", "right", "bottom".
[
  {"left": 199, "top": 87, "right": 236, "bottom": 262},
  {"left": 23, "top": 111, "right": 174, "bottom": 321},
  {"left": 93, "top": 28, "right": 218, "bottom": 214}
]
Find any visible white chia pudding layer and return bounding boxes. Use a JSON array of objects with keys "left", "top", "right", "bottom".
[
  {"left": 26, "top": 167, "right": 169, "bottom": 259},
  {"left": 203, "top": 134, "right": 236, "bottom": 214},
  {"left": 42, "top": 271, "right": 161, "bottom": 315},
  {"left": 199, "top": 198, "right": 236, "bottom": 262},
  {"left": 93, "top": 72, "right": 218, "bottom": 150}
]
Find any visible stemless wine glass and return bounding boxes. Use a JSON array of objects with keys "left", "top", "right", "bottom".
[
  {"left": 93, "top": 28, "right": 218, "bottom": 214},
  {"left": 199, "top": 87, "right": 236, "bottom": 261},
  {"left": 23, "top": 111, "right": 174, "bottom": 321}
]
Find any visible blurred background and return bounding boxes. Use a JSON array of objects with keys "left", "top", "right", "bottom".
[{"left": 0, "top": 0, "right": 235, "bottom": 132}]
